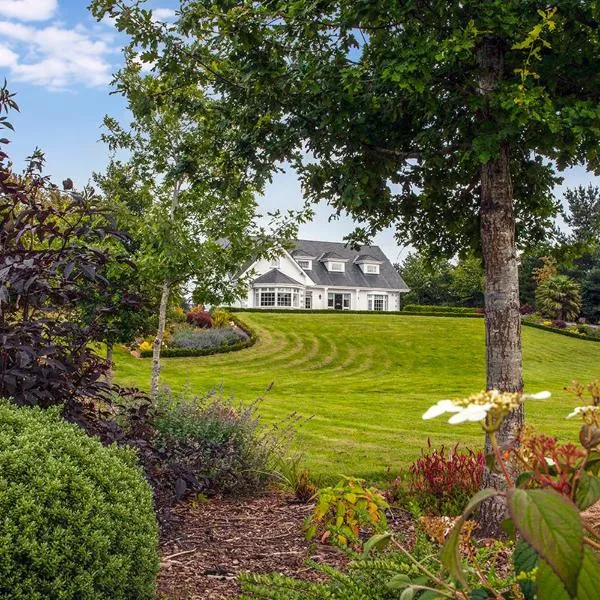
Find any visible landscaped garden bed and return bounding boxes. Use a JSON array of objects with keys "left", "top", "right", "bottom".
[{"left": 137, "top": 309, "right": 257, "bottom": 358}]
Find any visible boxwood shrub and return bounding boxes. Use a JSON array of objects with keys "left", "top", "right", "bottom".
[
  {"left": 226, "top": 307, "right": 484, "bottom": 318},
  {"left": 0, "top": 402, "right": 159, "bottom": 599}
]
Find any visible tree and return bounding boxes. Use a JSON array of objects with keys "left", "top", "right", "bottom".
[
  {"left": 98, "top": 69, "right": 299, "bottom": 395},
  {"left": 563, "top": 185, "right": 600, "bottom": 248},
  {"left": 536, "top": 274, "right": 582, "bottom": 321},
  {"left": 397, "top": 252, "right": 453, "bottom": 306},
  {"left": 91, "top": 1, "right": 600, "bottom": 531},
  {"left": 582, "top": 262, "right": 600, "bottom": 323},
  {"left": 449, "top": 255, "right": 484, "bottom": 307}
]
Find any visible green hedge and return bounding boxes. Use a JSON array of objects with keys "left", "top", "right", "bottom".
[
  {"left": 0, "top": 402, "right": 159, "bottom": 599},
  {"left": 226, "top": 307, "right": 484, "bottom": 318},
  {"left": 140, "top": 315, "right": 257, "bottom": 358},
  {"left": 522, "top": 320, "right": 600, "bottom": 342},
  {"left": 403, "top": 304, "right": 481, "bottom": 314}
]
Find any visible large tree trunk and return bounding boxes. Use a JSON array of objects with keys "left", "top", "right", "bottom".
[
  {"left": 150, "top": 280, "right": 171, "bottom": 396},
  {"left": 477, "top": 37, "right": 524, "bottom": 536}
]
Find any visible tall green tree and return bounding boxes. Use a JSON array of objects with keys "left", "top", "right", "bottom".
[
  {"left": 98, "top": 68, "right": 298, "bottom": 395},
  {"left": 91, "top": 1, "right": 600, "bottom": 530},
  {"left": 397, "top": 252, "right": 453, "bottom": 306},
  {"left": 449, "top": 255, "right": 485, "bottom": 307}
]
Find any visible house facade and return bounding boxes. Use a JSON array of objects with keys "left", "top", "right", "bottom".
[{"left": 234, "top": 239, "right": 409, "bottom": 311}]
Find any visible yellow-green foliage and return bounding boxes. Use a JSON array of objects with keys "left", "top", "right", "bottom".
[
  {"left": 305, "top": 477, "right": 389, "bottom": 547},
  {"left": 212, "top": 308, "right": 233, "bottom": 328},
  {"left": 0, "top": 402, "right": 159, "bottom": 599}
]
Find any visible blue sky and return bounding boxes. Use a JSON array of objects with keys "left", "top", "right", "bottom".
[{"left": 1, "top": 0, "right": 598, "bottom": 262}]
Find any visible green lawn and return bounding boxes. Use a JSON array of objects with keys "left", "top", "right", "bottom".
[{"left": 113, "top": 313, "right": 600, "bottom": 480}]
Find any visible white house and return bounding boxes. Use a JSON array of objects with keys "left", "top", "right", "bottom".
[{"left": 234, "top": 239, "right": 410, "bottom": 311}]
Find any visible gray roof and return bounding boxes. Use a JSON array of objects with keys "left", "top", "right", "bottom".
[
  {"left": 291, "top": 239, "right": 408, "bottom": 290},
  {"left": 253, "top": 269, "right": 302, "bottom": 286}
]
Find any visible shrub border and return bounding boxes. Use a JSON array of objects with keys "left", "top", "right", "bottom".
[
  {"left": 139, "top": 315, "right": 257, "bottom": 358},
  {"left": 226, "top": 307, "right": 484, "bottom": 318},
  {"left": 521, "top": 319, "right": 600, "bottom": 342}
]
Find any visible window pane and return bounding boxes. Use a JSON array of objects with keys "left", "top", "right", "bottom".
[
  {"left": 277, "top": 291, "right": 292, "bottom": 307},
  {"left": 343, "top": 294, "right": 350, "bottom": 309},
  {"left": 327, "top": 293, "right": 334, "bottom": 307},
  {"left": 261, "top": 291, "right": 275, "bottom": 306}
]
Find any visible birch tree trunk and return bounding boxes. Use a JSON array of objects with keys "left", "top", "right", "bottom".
[
  {"left": 477, "top": 36, "right": 524, "bottom": 536},
  {"left": 150, "top": 180, "right": 182, "bottom": 397},
  {"left": 150, "top": 279, "right": 171, "bottom": 395}
]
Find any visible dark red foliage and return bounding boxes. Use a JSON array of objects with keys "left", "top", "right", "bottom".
[
  {"left": 0, "top": 83, "right": 138, "bottom": 408},
  {"left": 186, "top": 307, "right": 213, "bottom": 328},
  {"left": 551, "top": 319, "right": 567, "bottom": 328},
  {"left": 409, "top": 439, "right": 484, "bottom": 500},
  {"left": 520, "top": 303, "right": 534, "bottom": 315}
]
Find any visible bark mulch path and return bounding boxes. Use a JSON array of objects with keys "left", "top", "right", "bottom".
[{"left": 157, "top": 492, "right": 413, "bottom": 600}]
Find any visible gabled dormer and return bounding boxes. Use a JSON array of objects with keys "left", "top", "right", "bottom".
[
  {"left": 319, "top": 251, "right": 349, "bottom": 273},
  {"left": 354, "top": 254, "right": 383, "bottom": 275},
  {"left": 291, "top": 249, "right": 316, "bottom": 271}
]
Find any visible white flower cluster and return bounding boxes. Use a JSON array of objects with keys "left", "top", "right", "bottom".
[
  {"left": 566, "top": 405, "right": 599, "bottom": 420},
  {"left": 422, "top": 390, "right": 551, "bottom": 425}
]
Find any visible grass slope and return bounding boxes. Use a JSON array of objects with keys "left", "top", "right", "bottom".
[{"left": 114, "top": 313, "right": 600, "bottom": 480}]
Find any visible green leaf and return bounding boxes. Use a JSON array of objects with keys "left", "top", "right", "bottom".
[
  {"left": 536, "top": 559, "right": 569, "bottom": 600},
  {"left": 400, "top": 588, "right": 415, "bottom": 600},
  {"left": 362, "top": 532, "right": 392, "bottom": 557},
  {"left": 575, "top": 471, "right": 600, "bottom": 510},
  {"left": 386, "top": 574, "right": 411, "bottom": 590},
  {"left": 508, "top": 488, "right": 583, "bottom": 596},
  {"left": 576, "top": 546, "right": 600, "bottom": 600},
  {"left": 441, "top": 488, "right": 498, "bottom": 588},
  {"left": 469, "top": 589, "right": 490, "bottom": 599},
  {"left": 514, "top": 539, "right": 537, "bottom": 600}
]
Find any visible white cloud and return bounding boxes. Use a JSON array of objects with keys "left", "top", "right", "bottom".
[
  {"left": 0, "top": 20, "right": 116, "bottom": 90},
  {"left": 0, "top": 0, "right": 57, "bottom": 21},
  {"left": 152, "top": 8, "right": 175, "bottom": 22}
]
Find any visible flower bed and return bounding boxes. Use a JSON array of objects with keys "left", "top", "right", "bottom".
[
  {"left": 139, "top": 316, "right": 257, "bottom": 358},
  {"left": 522, "top": 317, "right": 600, "bottom": 342}
]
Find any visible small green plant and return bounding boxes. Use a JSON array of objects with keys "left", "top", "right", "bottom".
[
  {"left": 305, "top": 477, "right": 389, "bottom": 548},
  {"left": 275, "top": 454, "right": 317, "bottom": 503}
]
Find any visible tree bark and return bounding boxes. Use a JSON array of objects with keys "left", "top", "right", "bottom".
[
  {"left": 477, "top": 37, "right": 524, "bottom": 536},
  {"left": 150, "top": 279, "right": 171, "bottom": 396},
  {"left": 150, "top": 179, "right": 182, "bottom": 397}
]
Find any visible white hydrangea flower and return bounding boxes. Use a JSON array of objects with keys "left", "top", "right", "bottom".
[
  {"left": 566, "top": 406, "right": 599, "bottom": 419},
  {"left": 422, "top": 400, "right": 462, "bottom": 420},
  {"left": 447, "top": 403, "right": 494, "bottom": 424},
  {"left": 525, "top": 391, "right": 551, "bottom": 400},
  {"left": 422, "top": 390, "right": 551, "bottom": 427}
]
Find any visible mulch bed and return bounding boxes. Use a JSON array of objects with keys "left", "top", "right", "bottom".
[{"left": 157, "top": 492, "right": 413, "bottom": 599}]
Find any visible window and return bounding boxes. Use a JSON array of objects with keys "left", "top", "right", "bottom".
[
  {"left": 329, "top": 261, "right": 344, "bottom": 272},
  {"left": 256, "top": 288, "right": 276, "bottom": 307},
  {"left": 364, "top": 264, "right": 379, "bottom": 274},
  {"left": 297, "top": 259, "right": 312, "bottom": 270},
  {"left": 368, "top": 294, "right": 388, "bottom": 311},
  {"left": 305, "top": 291, "right": 312, "bottom": 309},
  {"left": 328, "top": 292, "right": 351, "bottom": 309},
  {"left": 255, "top": 287, "right": 300, "bottom": 308},
  {"left": 277, "top": 290, "right": 292, "bottom": 306}
]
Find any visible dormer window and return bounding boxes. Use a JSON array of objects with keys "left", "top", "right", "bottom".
[
  {"left": 328, "top": 261, "right": 345, "bottom": 272},
  {"left": 364, "top": 264, "right": 379, "bottom": 274},
  {"left": 297, "top": 259, "right": 312, "bottom": 270}
]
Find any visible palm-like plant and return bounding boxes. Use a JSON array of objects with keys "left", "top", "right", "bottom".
[{"left": 536, "top": 275, "right": 582, "bottom": 321}]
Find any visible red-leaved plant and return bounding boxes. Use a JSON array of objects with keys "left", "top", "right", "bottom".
[{"left": 409, "top": 439, "right": 484, "bottom": 513}]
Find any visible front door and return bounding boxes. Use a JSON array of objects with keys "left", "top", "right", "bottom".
[{"left": 334, "top": 293, "right": 343, "bottom": 310}]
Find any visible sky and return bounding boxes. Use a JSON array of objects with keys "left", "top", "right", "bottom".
[{"left": 1, "top": 0, "right": 599, "bottom": 263}]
